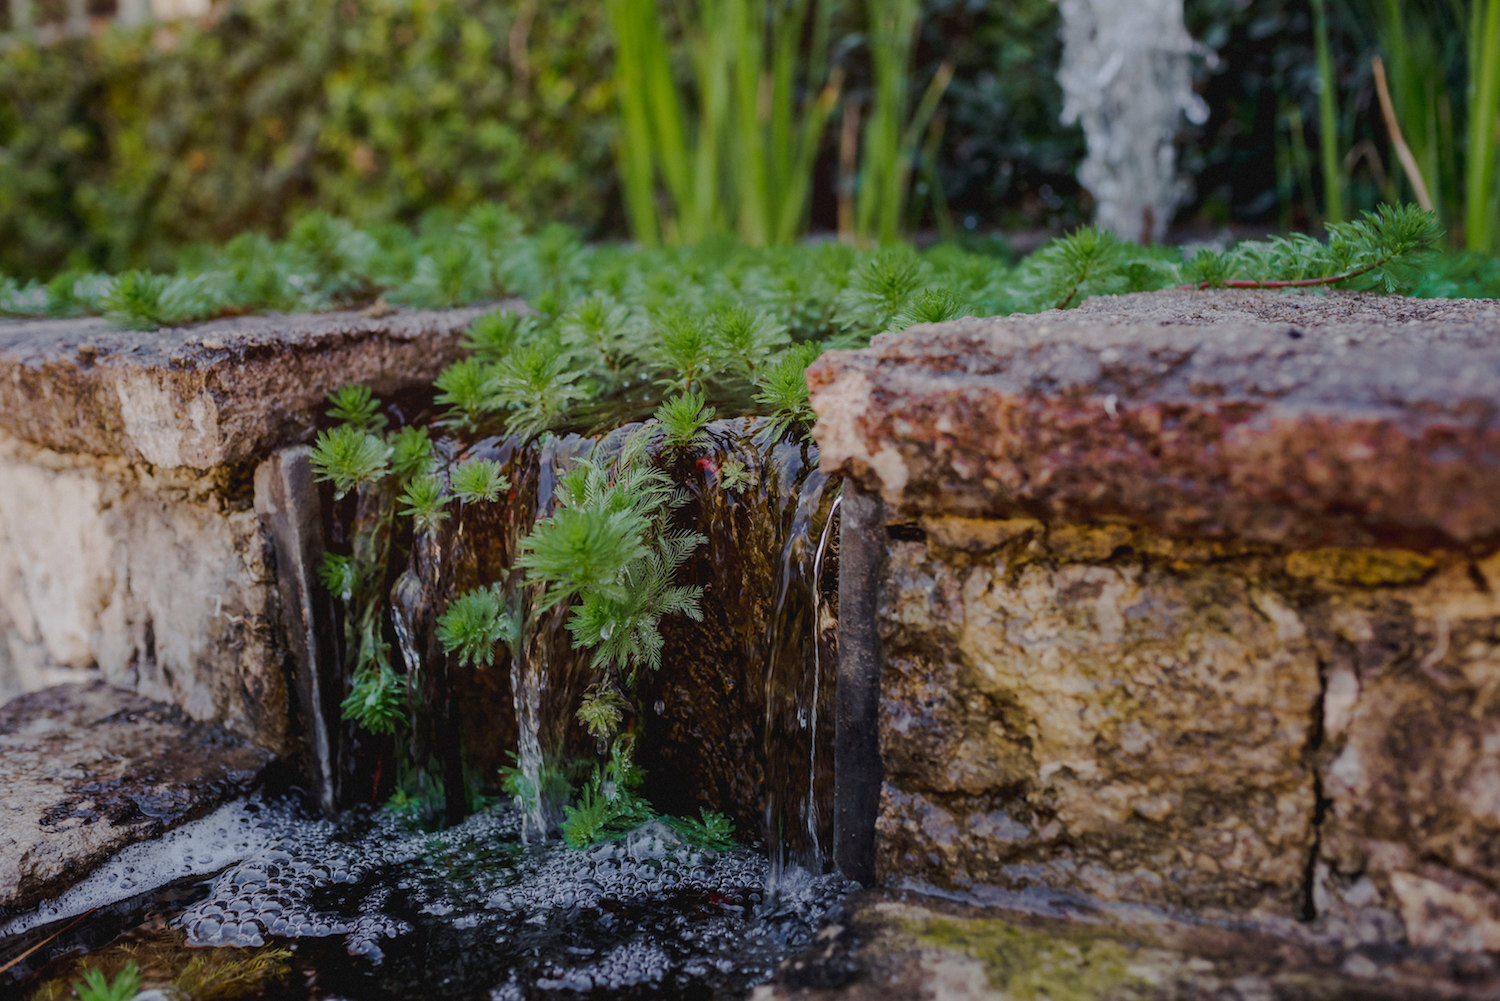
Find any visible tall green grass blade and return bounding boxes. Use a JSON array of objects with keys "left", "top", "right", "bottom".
[
  {"left": 1467, "top": 0, "right": 1500, "bottom": 253},
  {"left": 1311, "top": 0, "right": 1346, "bottom": 223}
]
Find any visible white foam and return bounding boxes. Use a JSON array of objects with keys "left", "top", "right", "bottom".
[{"left": 0, "top": 798, "right": 273, "bottom": 936}]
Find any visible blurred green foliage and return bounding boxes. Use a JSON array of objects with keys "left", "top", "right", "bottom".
[
  {"left": 0, "top": 0, "right": 617, "bottom": 279},
  {"left": 2, "top": 0, "right": 1476, "bottom": 277}
]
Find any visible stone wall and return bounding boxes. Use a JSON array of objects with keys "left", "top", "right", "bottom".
[
  {"left": 0, "top": 431, "right": 287, "bottom": 747},
  {"left": 0, "top": 306, "right": 493, "bottom": 753},
  {"left": 812, "top": 290, "right": 1500, "bottom": 952}
]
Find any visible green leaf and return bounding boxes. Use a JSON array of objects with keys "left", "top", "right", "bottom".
[
  {"left": 326, "top": 384, "right": 386, "bottom": 431},
  {"left": 397, "top": 473, "right": 449, "bottom": 533}
]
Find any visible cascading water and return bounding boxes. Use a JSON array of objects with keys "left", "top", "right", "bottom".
[
  {"left": 2, "top": 410, "right": 853, "bottom": 999},
  {"left": 1054, "top": 0, "right": 1210, "bottom": 243}
]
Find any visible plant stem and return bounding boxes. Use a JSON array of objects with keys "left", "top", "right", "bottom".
[
  {"left": 1311, "top": 0, "right": 1345, "bottom": 224},
  {"left": 1466, "top": 0, "right": 1500, "bottom": 254}
]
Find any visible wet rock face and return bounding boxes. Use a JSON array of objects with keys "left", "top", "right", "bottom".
[
  {"left": 0, "top": 306, "right": 496, "bottom": 470},
  {"left": 0, "top": 681, "right": 272, "bottom": 915},
  {"left": 811, "top": 290, "right": 1500, "bottom": 955},
  {"left": 809, "top": 290, "right": 1500, "bottom": 550}
]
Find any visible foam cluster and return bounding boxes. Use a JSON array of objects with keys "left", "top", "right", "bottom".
[
  {"left": 173, "top": 799, "right": 854, "bottom": 996},
  {"left": 1, "top": 799, "right": 274, "bottom": 937}
]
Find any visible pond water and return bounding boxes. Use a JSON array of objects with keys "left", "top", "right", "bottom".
[{"left": 4, "top": 794, "right": 854, "bottom": 999}]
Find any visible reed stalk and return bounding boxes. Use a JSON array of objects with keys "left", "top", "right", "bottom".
[
  {"left": 1310, "top": 0, "right": 1346, "bottom": 224},
  {"left": 606, "top": 0, "right": 842, "bottom": 247}
]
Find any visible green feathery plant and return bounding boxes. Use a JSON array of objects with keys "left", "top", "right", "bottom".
[
  {"left": 340, "top": 656, "right": 407, "bottom": 736},
  {"left": 488, "top": 338, "right": 586, "bottom": 440},
  {"left": 709, "top": 305, "right": 791, "bottom": 382},
  {"left": 665, "top": 808, "right": 736, "bottom": 852},
  {"left": 325, "top": 384, "right": 387, "bottom": 432},
  {"left": 718, "top": 458, "right": 752, "bottom": 493},
  {"left": 464, "top": 310, "right": 537, "bottom": 363},
  {"left": 394, "top": 243, "right": 489, "bottom": 310},
  {"left": 310, "top": 425, "right": 392, "bottom": 501},
  {"left": 398, "top": 474, "right": 450, "bottom": 534},
  {"left": 890, "top": 287, "right": 972, "bottom": 330},
  {"left": 754, "top": 343, "right": 823, "bottom": 444},
  {"left": 649, "top": 307, "right": 718, "bottom": 394},
  {"left": 433, "top": 357, "right": 494, "bottom": 432},
  {"left": 436, "top": 584, "right": 519, "bottom": 669},
  {"left": 71, "top": 962, "right": 143, "bottom": 1001},
  {"left": 450, "top": 458, "right": 510, "bottom": 504},
  {"left": 1181, "top": 205, "right": 1444, "bottom": 292},
  {"left": 389, "top": 426, "right": 436, "bottom": 480},
  {"left": 654, "top": 391, "right": 717, "bottom": 452},
  {"left": 99, "top": 272, "right": 218, "bottom": 331},
  {"left": 837, "top": 246, "right": 928, "bottom": 336}
]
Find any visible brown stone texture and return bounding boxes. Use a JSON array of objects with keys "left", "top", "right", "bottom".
[
  {"left": 876, "top": 521, "right": 1320, "bottom": 918},
  {"left": 0, "top": 681, "right": 272, "bottom": 914},
  {"left": 876, "top": 519, "right": 1500, "bottom": 941},
  {"left": 756, "top": 889, "right": 1500, "bottom": 1001},
  {"left": 810, "top": 290, "right": 1500, "bottom": 953},
  {"left": 0, "top": 305, "right": 498, "bottom": 470},
  {"left": 809, "top": 290, "right": 1500, "bottom": 550}
]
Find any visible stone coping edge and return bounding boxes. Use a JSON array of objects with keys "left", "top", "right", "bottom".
[
  {"left": 809, "top": 289, "right": 1500, "bottom": 550},
  {"left": 0, "top": 303, "right": 513, "bottom": 470}
]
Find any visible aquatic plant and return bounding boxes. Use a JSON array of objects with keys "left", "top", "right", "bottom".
[
  {"left": 325, "top": 384, "right": 386, "bottom": 432},
  {"left": 753, "top": 343, "right": 823, "bottom": 444},
  {"left": 71, "top": 962, "right": 141, "bottom": 1001},
  {"left": 389, "top": 426, "right": 436, "bottom": 480},
  {"left": 436, "top": 585, "right": 519, "bottom": 670},
  {"left": 309, "top": 425, "right": 391, "bottom": 501},
  {"left": 397, "top": 474, "right": 450, "bottom": 534},
  {"left": 450, "top": 458, "right": 510, "bottom": 505},
  {"left": 99, "top": 272, "right": 218, "bottom": 331},
  {"left": 654, "top": 391, "right": 717, "bottom": 452}
]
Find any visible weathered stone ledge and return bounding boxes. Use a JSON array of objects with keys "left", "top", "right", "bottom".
[
  {"left": 0, "top": 681, "right": 272, "bottom": 915},
  {"left": 810, "top": 290, "right": 1500, "bottom": 550},
  {"left": 0, "top": 305, "right": 503, "bottom": 470}
]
